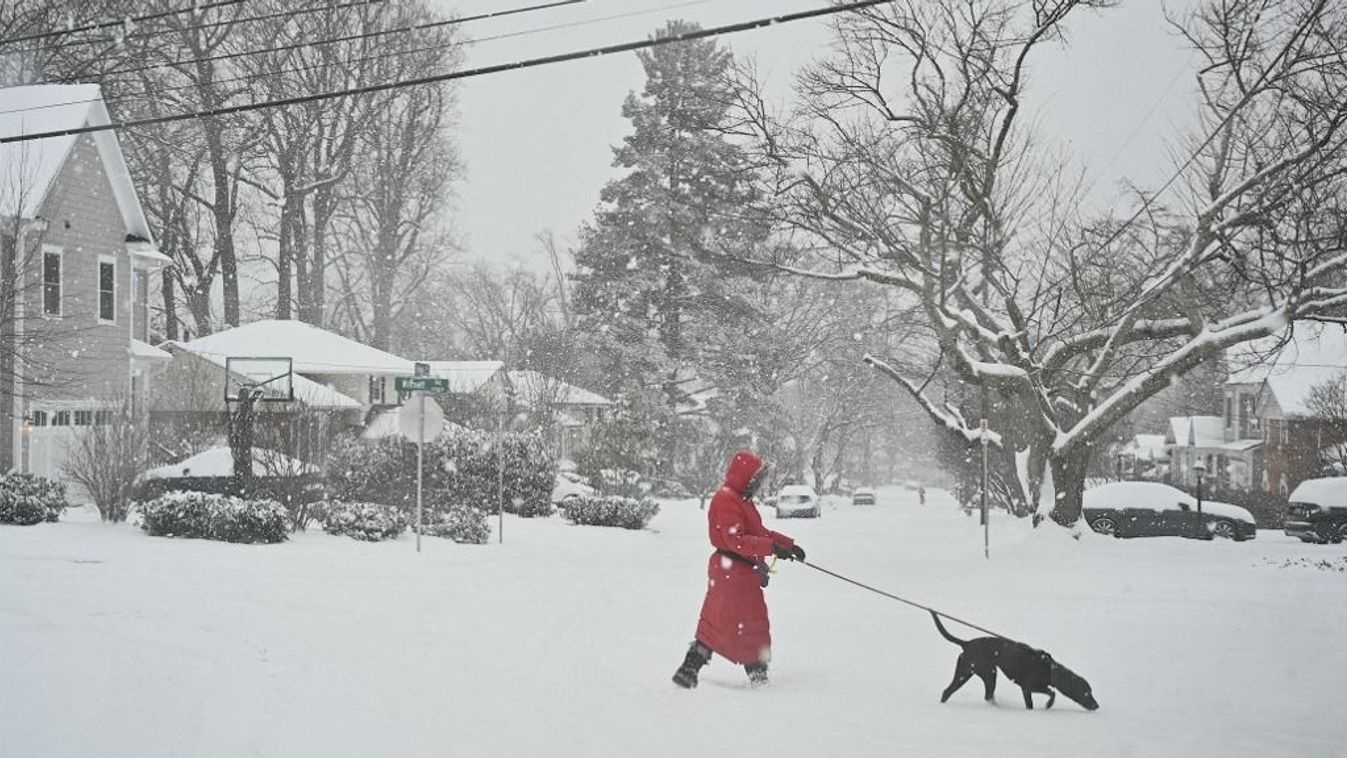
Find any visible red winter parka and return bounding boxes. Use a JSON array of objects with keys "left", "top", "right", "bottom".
[{"left": 694, "top": 450, "right": 796, "bottom": 665}]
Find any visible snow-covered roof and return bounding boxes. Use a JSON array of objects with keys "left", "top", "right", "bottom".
[
  {"left": 1125, "top": 434, "right": 1170, "bottom": 461},
  {"left": 0, "top": 84, "right": 155, "bottom": 243},
  {"left": 179, "top": 320, "right": 415, "bottom": 377},
  {"left": 1288, "top": 477, "right": 1347, "bottom": 508},
  {"left": 164, "top": 341, "right": 363, "bottom": 410},
  {"left": 1219, "top": 439, "right": 1262, "bottom": 453},
  {"left": 420, "top": 360, "right": 503, "bottom": 393},
  {"left": 130, "top": 338, "right": 172, "bottom": 362},
  {"left": 1166, "top": 416, "right": 1224, "bottom": 447},
  {"left": 144, "top": 446, "right": 317, "bottom": 479},
  {"left": 508, "top": 370, "right": 611, "bottom": 408},
  {"left": 1227, "top": 324, "right": 1347, "bottom": 416}
]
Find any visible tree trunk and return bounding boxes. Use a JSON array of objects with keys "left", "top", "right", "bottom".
[
  {"left": 1048, "top": 448, "right": 1091, "bottom": 527},
  {"left": 161, "top": 269, "right": 178, "bottom": 341}
]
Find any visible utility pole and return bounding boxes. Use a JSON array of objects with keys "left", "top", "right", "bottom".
[{"left": 980, "top": 386, "right": 989, "bottom": 560}]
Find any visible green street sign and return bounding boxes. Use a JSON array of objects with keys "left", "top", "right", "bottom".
[{"left": 395, "top": 376, "right": 450, "bottom": 393}]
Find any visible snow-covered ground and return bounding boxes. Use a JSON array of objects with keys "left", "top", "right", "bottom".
[{"left": 3, "top": 488, "right": 1344, "bottom": 758}]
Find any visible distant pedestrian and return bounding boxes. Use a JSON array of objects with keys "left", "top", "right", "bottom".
[
  {"left": 919, "top": 486, "right": 926, "bottom": 505},
  {"left": 672, "top": 450, "right": 805, "bottom": 689}
]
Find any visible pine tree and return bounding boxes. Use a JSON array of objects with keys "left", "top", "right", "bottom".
[
  {"left": 572, "top": 21, "right": 766, "bottom": 476},
  {"left": 572, "top": 22, "right": 764, "bottom": 396}
]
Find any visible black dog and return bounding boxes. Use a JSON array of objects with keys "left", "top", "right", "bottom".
[{"left": 932, "top": 612, "right": 1099, "bottom": 711}]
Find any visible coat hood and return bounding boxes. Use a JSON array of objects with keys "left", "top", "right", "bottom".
[{"left": 723, "top": 450, "right": 764, "bottom": 495}]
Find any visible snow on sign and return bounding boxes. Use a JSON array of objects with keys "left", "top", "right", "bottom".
[{"left": 398, "top": 395, "right": 444, "bottom": 442}]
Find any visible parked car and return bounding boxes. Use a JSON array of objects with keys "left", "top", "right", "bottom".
[
  {"left": 1284, "top": 476, "right": 1347, "bottom": 544},
  {"left": 775, "top": 484, "right": 821, "bottom": 518},
  {"left": 1083, "top": 482, "right": 1256, "bottom": 541},
  {"left": 851, "top": 487, "right": 877, "bottom": 506}
]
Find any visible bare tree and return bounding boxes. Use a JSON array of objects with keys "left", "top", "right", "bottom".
[
  {"left": 62, "top": 399, "right": 150, "bottom": 522},
  {"left": 725, "top": 0, "right": 1347, "bottom": 526},
  {"left": 1307, "top": 372, "right": 1347, "bottom": 474}
]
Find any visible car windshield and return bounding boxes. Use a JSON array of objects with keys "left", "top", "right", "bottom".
[{"left": 781, "top": 495, "right": 812, "bottom": 504}]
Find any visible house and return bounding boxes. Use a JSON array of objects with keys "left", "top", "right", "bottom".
[
  {"left": 147, "top": 320, "right": 413, "bottom": 459},
  {"left": 1164, "top": 416, "right": 1225, "bottom": 489},
  {"left": 359, "top": 360, "right": 505, "bottom": 440},
  {"left": 2, "top": 84, "right": 172, "bottom": 479},
  {"left": 506, "top": 370, "right": 612, "bottom": 461},
  {"left": 1116, "top": 433, "right": 1169, "bottom": 480},
  {"left": 1229, "top": 326, "right": 1347, "bottom": 495}
]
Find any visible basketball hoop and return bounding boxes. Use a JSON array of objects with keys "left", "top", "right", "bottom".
[{"left": 224, "top": 357, "right": 295, "bottom": 495}]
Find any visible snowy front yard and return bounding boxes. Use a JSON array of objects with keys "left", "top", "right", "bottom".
[{"left": 3, "top": 488, "right": 1344, "bottom": 758}]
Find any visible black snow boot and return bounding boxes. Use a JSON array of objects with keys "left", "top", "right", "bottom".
[
  {"left": 745, "top": 662, "right": 769, "bottom": 687},
  {"left": 672, "top": 642, "right": 712, "bottom": 689}
]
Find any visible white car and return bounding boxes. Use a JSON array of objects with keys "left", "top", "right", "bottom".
[
  {"left": 775, "top": 485, "right": 821, "bottom": 518},
  {"left": 851, "top": 487, "right": 877, "bottom": 506}
]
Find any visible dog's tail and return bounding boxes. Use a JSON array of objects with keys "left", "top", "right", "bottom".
[{"left": 931, "top": 610, "right": 966, "bottom": 647}]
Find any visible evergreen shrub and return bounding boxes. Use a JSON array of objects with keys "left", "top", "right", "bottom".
[{"left": 0, "top": 474, "right": 69, "bottom": 525}]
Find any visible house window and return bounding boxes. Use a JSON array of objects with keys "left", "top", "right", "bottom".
[
  {"left": 52, "top": 410, "right": 71, "bottom": 426},
  {"left": 132, "top": 269, "right": 149, "bottom": 341},
  {"left": 94, "top": 410, "right": 114, "bottom": 425},
  {"left": 98, "top": 259, "right": 116, "bottom": 322},
  {"left": 1281, "top": 422, "right": 1289, "bottom": 446},
  {"left": 73, "top": 410, "right": 93, "bottom": 426},
  {"left": 30, "top": 410, "right": 48, "bottom": 427},
  {"left": 1225, "top": 397, "right": 1232, "bottom": 428},
  {"left": 368, "top": 376, "right": 385, "bottom": 405},
  {"left": 42, "top": 249, "right": 62, "bottom": 316}
]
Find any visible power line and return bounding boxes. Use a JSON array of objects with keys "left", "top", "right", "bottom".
[
  {"left": 4, "top": 0, "right": 245, "bottom": 45},
  {"left": 0, "top": 0, "right": 895, "bottom": 146},
  {"left": 103, "top": 0, "right": 588, "bottom": 77},
  {"left": 107, "top": 0, "right": 709, "bottom": 107},
  {"left": 10, "top": 0, "right": 385, "bottom": 57},
  {"left": 0, "top": 0, "right": 705, "bottom": 118}
]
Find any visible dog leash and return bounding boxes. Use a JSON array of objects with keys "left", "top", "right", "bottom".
[{"left": 801, "top": 560, "right": 1017, "bottom": 642}]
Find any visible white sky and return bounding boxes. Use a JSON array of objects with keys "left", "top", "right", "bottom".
[{"left": 435, "top": 0, "right": 1202, "bottom": 270}]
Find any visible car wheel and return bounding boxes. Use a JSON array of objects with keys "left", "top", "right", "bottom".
[
  {"left": 1329, "top": 525, "right": 1347, "bottom": 545},
  {"left": 1089, "top": 516, "right": 1118, "bottom": 537},
  {"left": 1211, "top": 520, "right": 1236, "bottom": 540}
]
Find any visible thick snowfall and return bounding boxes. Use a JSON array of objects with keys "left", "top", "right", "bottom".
[{"left": 3, "top": 488, "right": 1345, "bottom": 758}]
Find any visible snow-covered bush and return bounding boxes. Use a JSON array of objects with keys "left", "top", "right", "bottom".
[
  {"left": 325, "top": 428, "right": 554, "bottom": 528},
  {"left": 0, "top": 474, "right": 69, "bottom": 525},
  {"left": 564, "top": 495, "right": 660, "bottom": 530},
  {"left": 140, "top": 493, "right": 288, "bottom": 544},
  {"left": 421, "top": 505, "right": 491, "bottom": 545},
  {"left": 319, "top": 501, "right": 407, "bottom": 542}
]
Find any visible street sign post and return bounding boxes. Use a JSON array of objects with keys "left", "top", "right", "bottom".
[
  {"left": 395, "top": 376, "right": 449, "bottom": 393},
  {"left": 398, "top": 378, "right": 447, "bottom": 553}
]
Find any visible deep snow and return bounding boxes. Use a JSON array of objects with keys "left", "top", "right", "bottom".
[{"left": 3, "top": 488, "right": 1345, "bottom": 758}]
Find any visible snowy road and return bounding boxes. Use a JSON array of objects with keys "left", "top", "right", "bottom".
[{"left": 3, "top": 488, "right": 1344, "bottom": 758}]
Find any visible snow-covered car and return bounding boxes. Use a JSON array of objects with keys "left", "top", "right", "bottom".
[
  {"left": 551, "top": 471, "right": 596, "bottom": 505},
  {"left": 1284, "top": 476, "right": 1347, "bottom": 544},
  {"left": 851, "top": 487, "right": 877, "bottom": 506},
  {"left": 775, "top": 485, "right": 821, "bottom": 518},
  {"left": 1083, "top": 482, "right": 1256, "bottom": 541}
]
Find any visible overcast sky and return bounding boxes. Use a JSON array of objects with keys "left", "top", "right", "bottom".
[{"left": 433, "top": 0, "right": 1202, "bottom": 270}]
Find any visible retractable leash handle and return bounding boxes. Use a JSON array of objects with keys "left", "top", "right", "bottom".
[{"left": 799, "top": 560, "right": 1015, "bottom": 642}]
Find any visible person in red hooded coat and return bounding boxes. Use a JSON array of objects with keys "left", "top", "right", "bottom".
[{"left": 672, "top": 449, "right": 805, "bottom": 688}]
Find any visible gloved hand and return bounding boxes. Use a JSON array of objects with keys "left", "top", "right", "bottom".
[
  {"left": 773, "top": 543, "right": 806, "bottom": 562},
  {"left": 754, "top": 561, "right": 771, "bottom": 588}
]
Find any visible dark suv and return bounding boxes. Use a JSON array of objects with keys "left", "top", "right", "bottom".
[{"left": 1284, "top": 477, "right": 1347, "bottom": 544}]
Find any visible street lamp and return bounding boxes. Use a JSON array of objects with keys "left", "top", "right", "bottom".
[{"left": 1192, "top": 457, "right": 1205, "bottom": 516}]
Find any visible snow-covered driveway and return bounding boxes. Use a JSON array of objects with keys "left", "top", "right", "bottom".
[{"left": 3, "top": 488, "right": 1344, "bottom": 757}]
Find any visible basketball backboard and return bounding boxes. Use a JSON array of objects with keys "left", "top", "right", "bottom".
[{"left": 225, "top": 357, "right": 295, "bottom": 402}]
